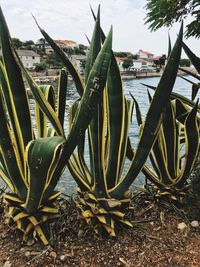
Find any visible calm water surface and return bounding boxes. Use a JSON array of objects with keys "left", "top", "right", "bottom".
[{"left": 1, "top": 76, "right": 200, "bottom": 194}]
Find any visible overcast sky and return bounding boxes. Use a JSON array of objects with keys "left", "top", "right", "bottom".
[{"left": 1, "top": 0, "right": 199, "bottom": 57}]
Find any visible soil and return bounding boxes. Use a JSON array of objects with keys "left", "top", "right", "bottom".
[{"left": 0, "top": 191, "right": 200, "bottom": 267}]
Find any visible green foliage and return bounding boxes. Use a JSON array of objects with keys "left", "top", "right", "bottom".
[
  {"left": 59, "top": 7, "right": 184, "bottom": 236},
  {"left": 153, "top": 54, "right": 166, "bottom": 67},
  {"left": 74, "top": 47, "right": 86, "bottom": 55},
  {"left": 45, "top": 52, "right": 64, "bottom": 68},
  {"left": 34, "top": 62, "right": 48, "bottom": 72},
  {"left": 80, "top": 59, "right": 86, "bottom": 71},
  {"left": 142, "top": 97, "right": 199, "bottom": 204},
  {"left": 180, "top": 58, "right": 191, "bottom": 67},
  {"left": 122, "top": 58, "right": 133, "bottom": 70},
  {"left": 140, "top": 39, "right": 200, "bottom": 204},
  {"left": 0, "top": 6, "right": 112, "bottom": 245},
  {"left": 12, "top": 37, "right": 23, "bottom": 49},
  {"left": 145, "top": 0, "right": 200, "bottom": 38}
]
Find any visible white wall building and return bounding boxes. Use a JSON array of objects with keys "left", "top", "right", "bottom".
[
  {"left": 136, "top": 49, "right": 154, "bottom": 59},
  {"left": 116, "top": 57, "right": 125, "bottom": 71},
  {"left": 71, "top": 54, "right": 86, "bottom": 74},
  {"left": 17, "top": 50, "right": 40, "bottom": 69}
]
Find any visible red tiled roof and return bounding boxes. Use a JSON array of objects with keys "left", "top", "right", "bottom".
[
  {"left": 139, "top": 49, "right": 154, "bottom": 56},
  {"left": 55, "top": 40, "right": 77, "bottom": 45},
  {"left": 116, "top": 57, "right": 125, "bottom": 62}
]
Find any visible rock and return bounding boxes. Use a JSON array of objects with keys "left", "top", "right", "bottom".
[
  {"left": 3, "top": 261, "right": 11, "bottom": 267},
  {"left": 191, "top": 220, "right": 199, "bottom": 228},
  {"left": 177, "top": 222, "right": 187, "bottom": 230},
  {"left": 25, "top": 251, "right": 30, "bottom": 257},
  {"left": 60, "top": 255, "right": 65, "bottom": 261},
  {"left": 50, "top": 251, "right": 57, "bottom": 258}
]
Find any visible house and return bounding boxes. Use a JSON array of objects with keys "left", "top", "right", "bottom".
[
  {"left": 136, "top": 49, "right": 154, "bottom": 60},
  {"left": 71, "top": 54, "right": 87, "bottom": 73},
  {"left": 35, "top": 38, "right": 47, "bottom": 50},
  {"left": 116, "top": 57, "right": 125, "bottom": 71},
  {"left": 55, "top": 40, "right": 77, "bottom": 50},
  {"left": 35, "top": 38, "right": 53, "bottom": 54},
  {"left": 17, "top": 50, "right": 40, "bottom": 69}
]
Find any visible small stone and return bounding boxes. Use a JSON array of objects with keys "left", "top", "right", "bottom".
[
  {"left": 3, "top": 261, "right": 11, "bottom": 267},
  {"left": 177, "top": 222, "right": 187, "bottom": 230},
  {"left": 191, "top": 220, "right": 199, "bottom": 228},
  {"left": 25, "top": 251, "right": 30, "bottom": 257},
  {"left": 60, "top": 255, "right": 65, "bottom": 261},
  {"left": 50, "top": 251, "right": 57, "bottom": 258}
]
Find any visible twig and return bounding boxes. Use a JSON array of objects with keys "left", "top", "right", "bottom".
[{"left": 24, "top": 247, "right": 51, "bottom": 266}]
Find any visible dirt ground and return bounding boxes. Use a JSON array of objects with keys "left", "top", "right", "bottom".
[{"left": 0, "top": 192, "right": 200, "bottom": 267}]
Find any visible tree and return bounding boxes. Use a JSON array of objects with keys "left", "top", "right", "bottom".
[
  {"left": 34, "top": 62, "right": 48, "bottom": 72},
  {"left": 12, "top": 38, "right": 23, "bottom": 49},
  {"left": 80, "top": 59, "right": 86, "bottom": 70},
  {"left": 180, "top": 58, "right": 191, "bottom": 67},
  {"left": 45, "top": 52, "right": 64, "bottom": 68},
  {"left": 154, "top": 54, "right": 167, "bottom": 68},
  {"left": 122, "top": 58, "right": 133, "bottom": 70},
  {"left": 145, "top": 0, "right": 200, "bottom": 38}
]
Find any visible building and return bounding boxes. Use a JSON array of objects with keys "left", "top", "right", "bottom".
[
  {"left": 35, "top": 38, "right": 47, "bottom": 50},
  {"left": 17, "top": 50, "right": 40, "bottom": 69},
  {"left": 116, "top": 57, "right": 125, "bottom": 71},
  {"left": 55, "top": 40, "right": 77, "bottom": 50},
  {"left": 136, "top": 49, "right": 154, "bottom": 60},
  {"left": 71, "top": 54, "right": 86, "bottom": 74}
]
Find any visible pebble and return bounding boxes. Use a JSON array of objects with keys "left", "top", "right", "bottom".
[
  {"left": 3, "top": 261, "right": 11, "bottom": 267},
  {"left": 60, "top": 255, "right": 65, "bottom": 261},
  {"left": 191, "top": 220, "right": 199, "bottom": 228},
  {"left": 177, "top": 222, "right": 187, "bottom": 230},
  {"left": 50, "top": 251, "right": 57, "bottom": 258},
  {"left": 25, "top": 251, "right": 30, "bottom": 257}
]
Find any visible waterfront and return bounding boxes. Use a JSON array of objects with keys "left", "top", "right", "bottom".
[{"left": 0, "top": 75, "right": 199, "bottom": 193}]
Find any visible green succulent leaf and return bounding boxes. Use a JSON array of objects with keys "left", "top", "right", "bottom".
[
  {"left": 57, "top": 69, "right": 68, "bottom": 128},
  {"left": 110, "top": 23, "right": 183, "bottom": 199},
  {"left": 0, "top": 89, "right": 27, "bottom": 199},
  {"left": 25, "top": 136, "right": 65, "bottom": 214},
  {"left": 35, "top": 85, "right": 56, "bottom": 138},
  {"left": 0, "top": 7, "right": 34, "bottom": 166},
  {"left": 183, "top": 42, "right": 200, "bottom": 74},
  {"left": 21, "top": 67, "right": 64, "bottom": 137}
]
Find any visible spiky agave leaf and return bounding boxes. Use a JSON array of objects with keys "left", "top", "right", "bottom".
[
  {"left": 141, "top": 82, "right": 200, "bottom": 112},
  {"left": 110, "top": 22, "right": 183, "bottom": 199},
  {"left": 142, "top": 99, "right": 199, "bottom": 204},
  {"left": 43, "top": 26, "right": 113, "bottom": 200},
  {"left": 183, "top": 42, "right": 200, "bottom": 74},
  {"left": 35, "top": 85, "right": 56, "bottom": 138},
  {"left": 3, "top": 136, "right": 65, "bottom": 245}
]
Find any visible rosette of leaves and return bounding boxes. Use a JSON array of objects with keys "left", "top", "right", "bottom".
[
  {"left": 0, "top": 6, "right": 112, "bottom": 245},
  {"left": 139, "top": 39, "right": 200, "bottom": 204},
  {"left": 37, "top": 5, "right": 184, "bottom": 236},
  {"left": 136, "top": 93, "right": 199, "bottom": 204}
]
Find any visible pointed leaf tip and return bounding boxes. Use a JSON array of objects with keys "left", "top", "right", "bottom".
[{"left": 32, "top": 14, "right": 42, "bottom": 31}]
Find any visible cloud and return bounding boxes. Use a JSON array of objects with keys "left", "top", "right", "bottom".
[{"left": 0, "top": 0, "right": 199, "bottom": 56}]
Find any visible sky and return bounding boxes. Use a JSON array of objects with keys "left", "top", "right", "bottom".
[{"left": 0, "top": 0, "right": 199, "bottom": 57}]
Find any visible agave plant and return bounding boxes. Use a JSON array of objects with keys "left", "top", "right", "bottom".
[
  {"left": 36, "top": 5, "right": 183, "bottom": 235},
  {"left": 0, "top": 6, "right": 112, "bottom": 244},
  {"left": 135, "top": 92, "right": 200, "bottom": 204},
  {"left": 138, "top": 36, "right": 200, "bottom": 204}
]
